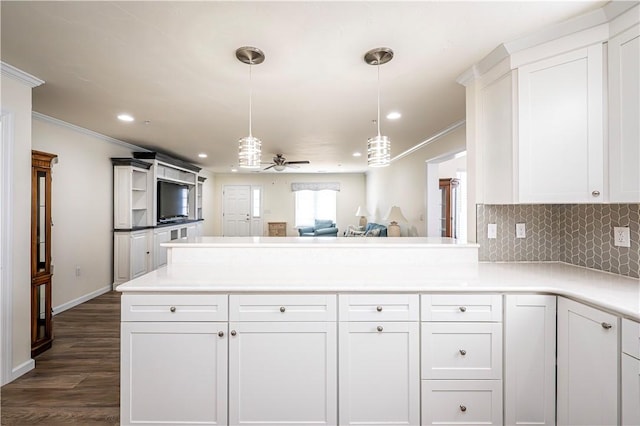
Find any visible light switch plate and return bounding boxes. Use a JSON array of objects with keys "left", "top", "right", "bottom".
[
  {"left": 614, "top": 226, "right": 631, "bottom": 248},
  {"left": 487, "top": 224, "right": 497, "bottom": 239},
  {"left": 516, "top": 223, "right": 526, "bottom": 239}
]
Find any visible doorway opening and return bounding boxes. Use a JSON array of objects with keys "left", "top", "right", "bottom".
[{"left": 426, "top": 151, "right": 467, "bottom": 240}]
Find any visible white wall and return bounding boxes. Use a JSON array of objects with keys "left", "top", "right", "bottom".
[
  {"left": 213, "top": 173, "right": 365, "bottom": 236},
  {"left": 32, "top": 117, "right": 135, "bottom": 311},
  {"left": 438, "top": 154, "right": 467, "bottom": 178},
  {"left": 1, "top": 75, "right": 36, "bottom": 381},
  {"left": 366, "top": 126, "right": 466, "bottom": 237}
]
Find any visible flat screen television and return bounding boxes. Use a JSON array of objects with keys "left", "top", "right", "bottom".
[{"left": 157, "top": 181, "right": 189, "bottom": 222}]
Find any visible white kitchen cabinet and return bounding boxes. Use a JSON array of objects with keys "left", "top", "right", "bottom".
[
  {"left": 113, "top": 161, "right": 153, "bottom": 229},
  {"left": 557, "top": 297, "right": 618, "bottom": 425},
  {"left": 114, "top": 230, "right": 152, "bottom": 286},
  {"left": 608, "top": 23, "right": 640, "bottom": 202},
  {"left": 120, "top": 321, "right": 228, "bottom": 426},
  {"left": 505, "top": 295, "right": 556, "bottom": 426},
  {"left": 153, "top": 227, "right": 170, "bottom": 269},
  {"left": 339, "top": 321, "right": 420, "bottom": 426},
  {"left": 228, "top": 321, "right": 337, "bottom": 426},
  {"left": 518, "top": 44, "right": 604, "bottom": 203},
  {"left": 421, "top": 380, "right": 502, "bottom": 425},
  {"left": 622, "top": 318, "right": 640, "bottom": 426}
]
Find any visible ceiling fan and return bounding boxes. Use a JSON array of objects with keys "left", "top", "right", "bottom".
[{"left": 263, "top": 154, "right": 310, "bottom": 171}]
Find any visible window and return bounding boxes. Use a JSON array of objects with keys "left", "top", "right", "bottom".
[{"left": 295, "top": 190, "right": 336, "bottom": 227}]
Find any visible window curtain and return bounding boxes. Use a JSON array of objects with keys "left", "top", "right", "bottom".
[{"left": 291, "top": 182, "right": 340, "bottom": 192}]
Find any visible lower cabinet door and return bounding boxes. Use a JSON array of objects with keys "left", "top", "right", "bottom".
[
  {"left": 622, "top": 353, "right": 640, "bottom": 426},
  {"left": 557, "top": 297, "right": 618, "bottom": 426},
  {"left": 228, "top": 322, "right": 337, "bottom": 426},
  {"left": 421, "top": 380, "right": 502, "bottom": 425},
  {"left": 120, "top": 322, "right": 228, "bottom": 426},
  {"left": 339, "top": 322, "right": 420, "bottom": 426}
]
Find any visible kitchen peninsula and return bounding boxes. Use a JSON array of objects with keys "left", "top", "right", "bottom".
[{"left": 117, "top": 237, "right": 639, "bottom": 426}]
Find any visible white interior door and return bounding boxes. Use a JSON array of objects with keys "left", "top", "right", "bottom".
[{"left": 223, "top": 185, "right": 251, "bottom": 236}]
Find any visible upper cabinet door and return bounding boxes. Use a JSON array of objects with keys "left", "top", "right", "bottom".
[
  {"left": 609, "top": 24, "right": 640, "bottom": 203},
  {"left": 518, "top": 44, "right": 604, "bottom": 203}
]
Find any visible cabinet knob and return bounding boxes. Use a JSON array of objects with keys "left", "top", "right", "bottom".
[
  {"left": 230, "top": 330, "right": 237, "bottom": 336},
  {"left": 376, "top": 306, "right": 383, "bottom": 312},
  {"left": 601, "top": 322, "right": 612, "bottom": 329},
  {"left": 460, "top": 405, "right": 467, "bottom": 412},
  {"left": 459, "top": 306, "right": 467, "bottom": 312},
  {"left": 280, "top": 306, "right": 286, "bottom": 313},
  {"left": 377, "top": 326, "right": 383, "bottom": 332},
  {"left": 592, "top": 190, "right": 601, "bottom": 197},
  {"left": 218, "top": 331, "right": 224, "bottom": 337},
  {"left": 169, "top": 306, "right": 176, "bottom": 313},
  {"left": 459, "top": 349, "right": 467, "bottom": 356}
]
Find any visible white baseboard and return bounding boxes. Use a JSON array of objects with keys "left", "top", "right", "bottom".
[
  {"left": 10, "top": 358, "right": 35, "bottom": 382},
  {"left": 52, "top": 285, "right": 112, "bottom": 316}
]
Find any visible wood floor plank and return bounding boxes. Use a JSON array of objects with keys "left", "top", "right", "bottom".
[{"left": 1, "top": 291, "right": 121, "bottom": 425}]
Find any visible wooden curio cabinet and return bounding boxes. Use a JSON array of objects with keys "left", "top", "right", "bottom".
[
  {"left": 31, "top": 150, "right": 57, "bottom": 357},
  {"left": 439, "top": 178, "right": 459, "bottom": 238}
]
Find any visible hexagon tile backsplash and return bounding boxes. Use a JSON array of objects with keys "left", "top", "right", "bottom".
[{"left": 477, "top": 204, "right": 640, "bottom": 278}]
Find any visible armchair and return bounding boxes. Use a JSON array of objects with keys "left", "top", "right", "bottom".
[{"left": 298, "top": 219, "right": 339, "bottom": 237}]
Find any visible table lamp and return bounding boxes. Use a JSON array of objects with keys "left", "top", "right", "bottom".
[
  {"left": 355, "top": 206, "right": 370, "bottom": 228},
  {"left": 384, "top": 206, "right": 407, "bottom": 237}
]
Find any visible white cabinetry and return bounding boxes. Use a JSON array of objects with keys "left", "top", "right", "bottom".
[
  {"left": 113, "top": 160, "right": 153, "bottom": 229},
  {"left": 114, "top": 230, "right": 151, "bottom": 285},
  {"left": 622, "top": 318, "right": 640, "bottom": 425},
  {"left": 557, "top": 297, "right": 618, "bottom": 425},
  {"left": 338, "top": 294, "right": 420, "bottom": 426},
  {"left": 608, "top": 23, "right": 640, "bottom": 202},
  {"left": 120, "top": 294, "right": 228, "bottom": 426},
  {"left": 420, "top": 294, "right": 503, "bottom": 425},
  {"left": 505, "top": 295, "right": 557, "bottom": 425},
  {"left": 228, "top": 295, "right": 337, "bottom": 426},
  {"left": 518, "top": 44, "right": 604, "bottom": 203}
]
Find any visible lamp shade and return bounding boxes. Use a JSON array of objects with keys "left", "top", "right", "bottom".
[
  {"left": 384, "top": 206, "right": 407, "bottom": 223},
  {"left": 355, "top": 206, "right": 370, "bottom": 217}
]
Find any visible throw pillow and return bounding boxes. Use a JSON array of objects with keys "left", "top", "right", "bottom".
[{"left": 365, "top": 228, "right": 381, "bottom": 237}]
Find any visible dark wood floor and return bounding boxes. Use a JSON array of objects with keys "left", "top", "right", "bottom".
[{"left": 1, "top": 291, "right": 121, "bottom": 425}]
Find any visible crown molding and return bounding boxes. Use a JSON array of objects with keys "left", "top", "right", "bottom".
[
  {"left": 391, "top": 119, "right": 466, "bottom": 163},
  {"left": 0, "top": 62, "right": 44, "bottom": 88},
  {"left": 32, "top": 111, "right": 150, "bottom": 153}
]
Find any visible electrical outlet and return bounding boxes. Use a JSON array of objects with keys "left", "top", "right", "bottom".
[
  {"left": 516, "top": 223, "right": 526, "bottom": 239},
  {"left": 487, "top": 223, "right": 497, "bottom": 239},
  {"left": 75, "top": 265, "right": 81, "bottom": 277},
  {"left": 613, "top": 226, "right": 631, "bottom": 248}
]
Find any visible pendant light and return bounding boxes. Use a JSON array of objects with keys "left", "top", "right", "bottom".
[
  {"left": 364, "top": 47, "right": 394, "bottom": 167},
  {"left": 236, "top": 46, "right": 265, "bottom": 168}
]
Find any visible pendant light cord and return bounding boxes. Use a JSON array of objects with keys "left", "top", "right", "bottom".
[
  {"left": 376, "top": 62, "right": 381, "bottom": 137},
  {"left": 248, "top": 63, "right": 253, "bottom": 137}
]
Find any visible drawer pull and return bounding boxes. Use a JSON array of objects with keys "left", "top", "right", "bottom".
[
  {"left": 169, "top": 306, "right": 176, "bottom": 313},
  {"left": 592, "top": 190, "right": 601, "bottom": 197},
  {"left": 459, "top": 349, "right": 467, "bottom": 356},
  {"left": 460, "top": 405, "right": 467, "bottom": 412},
  {"left": 230, "top": 330, "right": 237, "bottom": 336},
  {"left": 377, "top": 326, "right": 383, "bottom": 332},
  {"left": 376, "top": 306, "right": 383, "bottom": 312},
  {"left": 218, "top": 331, "right": 224, "bottom": 337},
  {"left": 280, "top": 306, "right": 286, "bottom": 313},
  {"left": 601, "top": 322, "right": 612, "bottom": 329},
  {"left": 459, "top": 306, "right": 467, "bottom": 312}
]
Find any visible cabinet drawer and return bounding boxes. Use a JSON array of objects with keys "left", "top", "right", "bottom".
[
  {"left": 229, "top": 294, "right": 337, "bottom": 322},
  {"left": 339, "top": 294, "right": 419, "bottom": 321},
  {"left": 421, "top": 380, "right": 502, "bottom": 425},
  {"left": 422, "top": 323, "right": 502, "bottom": 380},
  {"left": 623, "top": 318, "right": 640, "bottom": 359},
  {"left": 121, "top": 294, "right": 228, "bottom": 322},
  {"left": 421, "top": 294, "right": 502, "bottom": 322}
]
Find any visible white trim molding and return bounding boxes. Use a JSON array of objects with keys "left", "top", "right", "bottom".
[
  {"left": 11, "top": 359, "right": 35, "bottom": 382},
  {"left": 0, "top": 112, "right": 15, "bottom": 386},
  {"left": 52, "top": 285, "right": 112, "bottom": 316},
  {"left": 32, "top": 112, "right": 149, "bottom": 153},
  {"left": 391, "top": 119, "right": 466, "bottom": 163},
  {"left": 0, "top": 61, "right": 44, "bottom": 88}
]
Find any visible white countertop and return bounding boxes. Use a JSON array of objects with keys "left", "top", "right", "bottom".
[{"left": 117, "top": 261, "right": 640, "bottom": 321}]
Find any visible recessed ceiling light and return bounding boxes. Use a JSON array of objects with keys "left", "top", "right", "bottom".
[
  {"left": 352, "top": 152, "right": 362, "bottom": 157},
  {"left": 386, "top": 111, "right": 402, "bottom": 120},
  {"left": 198, "top": 153, "right": 208, "bottom": 158},
  {"left": 231, "top": 168, "right": 238, "bottom": 173},
  {"left": 117, "top": 114, "right": 134, "bottom": 122}
]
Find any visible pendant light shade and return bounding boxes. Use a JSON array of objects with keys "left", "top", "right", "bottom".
[
  {"left": 236, "top": 46, "right": 265, "bottom": 169},
  {"left": 364, "top": 47, "right": 394, "bottom": 168}
]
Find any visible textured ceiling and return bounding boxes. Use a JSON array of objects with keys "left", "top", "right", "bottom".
[{"left": 1, "top": 1, "right": 604, "bottom": 173}]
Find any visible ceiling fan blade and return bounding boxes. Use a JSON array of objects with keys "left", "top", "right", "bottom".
[
  {"left": 287, "top": 164, "right": 300, "bottom": 169},
  {"left": 263, "top": 164, "right": 275, "bottom": 170},
  {"left": 285, "top": 161, "right": 310, "bottom": 165}
]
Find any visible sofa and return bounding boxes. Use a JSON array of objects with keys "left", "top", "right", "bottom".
[
  {"left": 344, "top": 223, "right": 387, "bottom": 237},
  {"left": 298, "top": 219, "right": 339, "bottom": 237}
]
